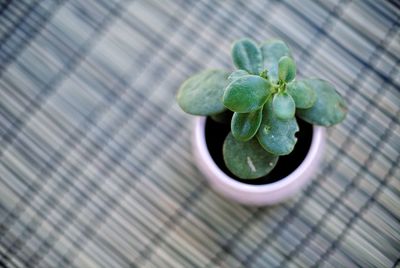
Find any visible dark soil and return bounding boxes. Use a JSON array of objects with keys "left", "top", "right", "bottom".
[{"left": 205, "top": 116, "right": 313, "bottom": 185}]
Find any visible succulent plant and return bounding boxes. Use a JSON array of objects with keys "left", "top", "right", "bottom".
[{"left": 177, "top": 38, "right": 347, "bottom": 179}]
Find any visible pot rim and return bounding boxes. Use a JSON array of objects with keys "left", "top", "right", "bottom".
[{"left": 193, "top": 116, "right": 326, "bottom": 193}]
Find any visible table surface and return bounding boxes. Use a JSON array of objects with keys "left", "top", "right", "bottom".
[{"left": 1, "top": 0, "right": 399, "bottom": 267}]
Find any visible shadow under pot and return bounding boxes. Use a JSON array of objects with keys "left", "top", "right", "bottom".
[{"left": 192, "top": 116, "right": 326, "bottom": 206}]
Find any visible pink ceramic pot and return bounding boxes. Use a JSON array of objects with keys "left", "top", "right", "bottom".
[{"left": 192, "top": 116, "right": 326, "bottom": 206}]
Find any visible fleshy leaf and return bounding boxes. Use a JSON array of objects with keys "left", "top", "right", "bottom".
[
  {"left": 231, "top": 109, "right": 262, "bottom": 141},
  {"left": 231, "top": 38, "right": 262, "bottom": 74},
  {"left": 287, "top": 80, "right": 317, "bottom": 108},
  {"left": 223, "top": 75, "right": 271, "bottom": 113},
  {"left": 228, "top": 70, "right": 249, "bottom": 83},
  {"left": 210, "top": 110, "right": 233, "bottom": 124},
  {"left": 257, "top": 99, "right": 299, "bottom": 155},
  {"left": 272, "top": 92, "right": 295, "bottom": 120},
  {"left": 177, "top": 69, "right": 229, "bottom": 115},
  {"left": 297, "top": 79, "right": 347, "bottom": 126},
  {"left": 278, "top": 56, "right": 296, "bottom": 82},
  {"left": 223, "top": 133, "right": 279, "bottom": 179},
  {"left": 260, "top": 40, "right": 292, "bottom": 82}
]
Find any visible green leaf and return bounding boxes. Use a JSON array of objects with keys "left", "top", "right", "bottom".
[
  {"left": 228, "top": 70, "right": 249, "bottom": 83},
  {"left": 177, "top": 69, "right": 229, "bottom": 115},
  {"left": 223, "top": 75, "right": 271, "bottom": 113},
  {"left": 278, "top": 56, "right": 296, "bottom": 82},
  {"left": 257, "top": 99, "right": 299, "bottom": 155},
  {"left": 231, "top": 109, "right": 262, "bottom": 141},
  {"left": 287, "top": 80, "right": 317, "bottom": 108},
  {"left": 260, "top": 40, "right": 292, "bottom": 82},
  {"left": 223, "top": 133, "right": 279, "bottom": 179},
  {"left": 231, "top": 38, "right": 262, "bottom": 74},
  {"left": 297, "top": 79, "right": 347, "bottom": 126},
  {"left": 272, "top": 92, "right": 295, "bottom": 120}
]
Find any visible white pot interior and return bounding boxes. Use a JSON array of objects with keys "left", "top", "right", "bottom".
[{"left": 192, "top": 116, "right": 326, "bottom": 206}]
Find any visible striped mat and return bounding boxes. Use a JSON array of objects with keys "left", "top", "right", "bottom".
[{"left": 1, "top": 0, "right": 399, "bottom": 267}]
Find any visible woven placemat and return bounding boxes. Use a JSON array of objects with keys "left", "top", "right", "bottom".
[{"left": 1, "top": 0, "right": 399, "bottom": 267}]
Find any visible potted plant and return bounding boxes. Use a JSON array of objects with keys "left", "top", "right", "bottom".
[{"left": 177, "top": 38, "right": 347, "bottom": 205}]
